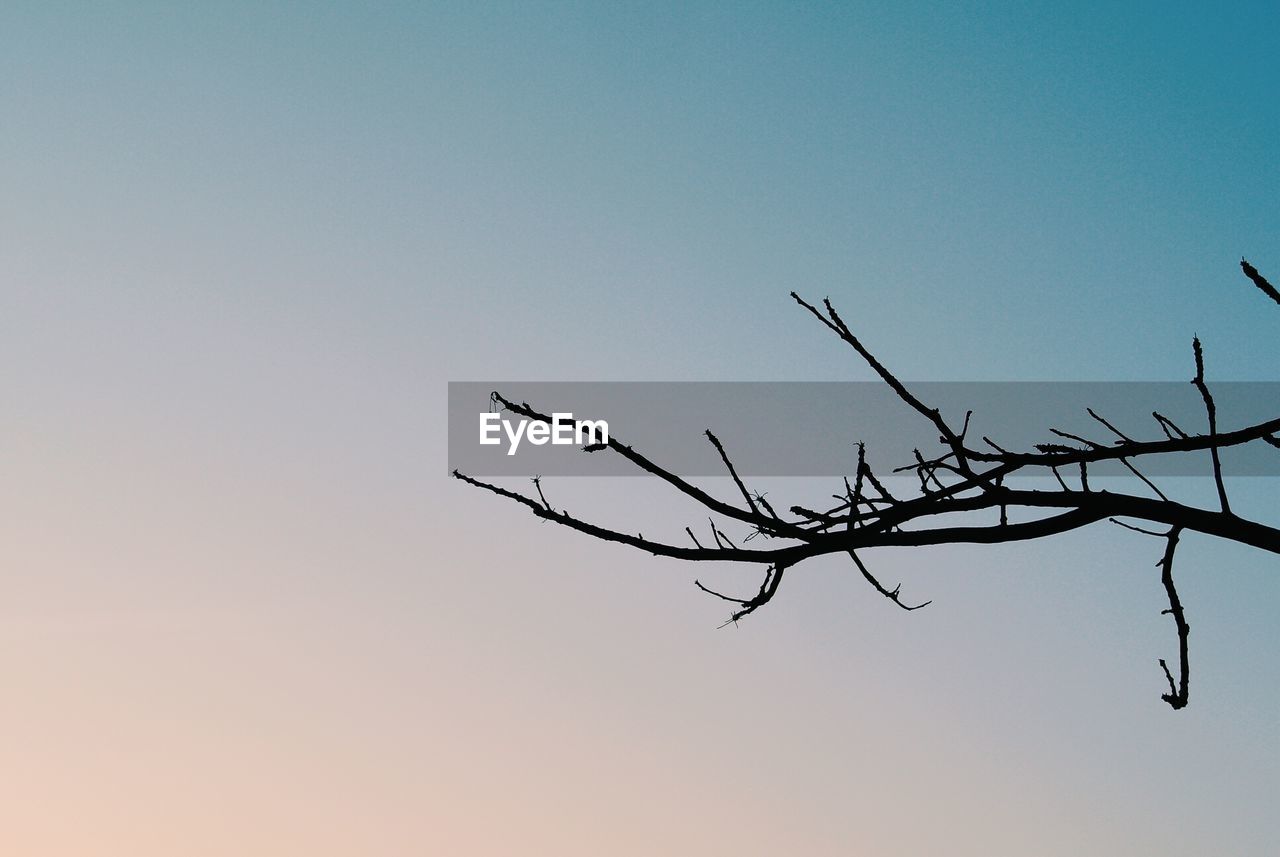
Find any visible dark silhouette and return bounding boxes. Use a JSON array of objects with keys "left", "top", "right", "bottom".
[{"left": 454, "top": 260, "right": 1280, "bottom": 710}]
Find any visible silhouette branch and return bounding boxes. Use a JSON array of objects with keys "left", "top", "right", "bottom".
[
  {"left": 455, "top": 260, "right": 1280, "bottom": 710},
  {"left": 1156, "top": 526, "right": 1190, "bottom": 710}
]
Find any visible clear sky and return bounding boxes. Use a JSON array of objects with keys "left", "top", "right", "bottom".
[{"left": 2, "top": 3, "right": 1278, "bottom": 855}]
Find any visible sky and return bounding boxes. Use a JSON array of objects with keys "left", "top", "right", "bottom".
[{"left": 2, "top": 2, "right": 1279, "bottom": 855}]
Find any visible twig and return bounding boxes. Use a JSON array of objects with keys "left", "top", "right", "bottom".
[
  {"left": 1109, "top": 518, "right": 1166, "bottom": 537},
  {"left": 696, "top": 563, "right": 789, "bottom": 625},
  {"left": 531, "top": 476, "right": 553, "bottom": 511},
  {"left": 1156, "top": 527, "right": 1190, "bottom": 710},
  {"left": 706, "top": 430, "right": 760, "bottom": 517},
  {"left": 1087, "top": 408, "right": 1135, "bottom": 443},
  {"left": 1152, "top": 411, "right": 1189, "bottom": 440},
  {"left": 848, "top": 550, "right": 931, "bottom": 611},
  {"left": 1192, "top": 337, "right": 1231, "bottom": 514},
  {"left": 1242, "top": 258, "right": 1280, "bottom": 306}
]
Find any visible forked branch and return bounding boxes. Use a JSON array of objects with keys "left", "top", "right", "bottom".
[{"left": 455, "top": 260, "right": 1280, "bottom": 710}]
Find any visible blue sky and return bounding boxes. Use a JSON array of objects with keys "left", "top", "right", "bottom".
[{"left": 2, "top": 3, "right": 1278, "bottom": 854}]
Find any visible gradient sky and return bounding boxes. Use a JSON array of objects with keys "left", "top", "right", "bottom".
[{"left": 3, "top": 3, "right": 1279, "bottom": 855}]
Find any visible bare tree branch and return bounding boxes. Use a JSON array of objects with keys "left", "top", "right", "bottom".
[
  {"left": 697, "top": 563, "right": 789, "bottom": 625},
  {"left": 1191, "top": 337, "right": 1231, "bottom": 515},
  {"left": 1242, "top": 257, "right": 1280, "bottom": 306},
  {"left": 848, "top": 550, "right": 931, "bottom": 611},
  {"left": 458, "top": 261, "right": 1280, "bottom": 710},
  {"left": 1156, "top": 527, "right": 1190, "bottom": 710},
  {"left": 705, "top": 430, "right": 761, "bottom": 517}
]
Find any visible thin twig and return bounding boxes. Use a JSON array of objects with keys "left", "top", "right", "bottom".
[
  {"left": 1192, "top": 337, "right": 1231, "bottom": 514},
  {"left": 706, "top": 430, "right": 760, "bottom": 517},
  {"left": 848, "top": 550, "right": 931, "bottom": 611},
  {"left": 1242, "top": 258, "right": 1280, "bottom": 306},
  {"left": 1156, "top": 527, "right": 1190, "bottom": 710}
]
